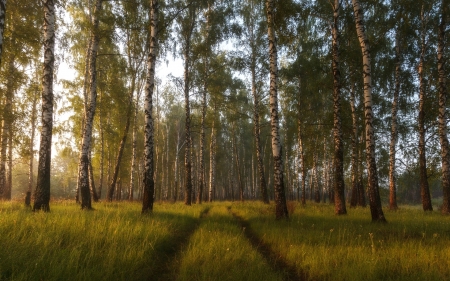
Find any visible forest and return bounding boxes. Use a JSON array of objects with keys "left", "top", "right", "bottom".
[{"left": 0, "top": 0, "right": 449, "bottom": 221}]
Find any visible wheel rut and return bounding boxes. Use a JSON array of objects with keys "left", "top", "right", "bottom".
[
  {"left": 152, "top": 206, "right": 211, "bottom": 281},
  {"left": 227, "top": 206, "right": 307, "bottom": 281}
]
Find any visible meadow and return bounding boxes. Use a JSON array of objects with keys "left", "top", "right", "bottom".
[{"left": 1, "top": 200, "right": 449, "bottom": 281}]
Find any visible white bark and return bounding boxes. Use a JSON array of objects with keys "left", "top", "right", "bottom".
[
  {"left": 352, "top": 0, "right": 385, "bottom": 221},
  {"left": 33, "top": 0, "right": 55, "bottom": 211},
  {"left": 142, "top": 0, "right": 158, "bottom": 213},
  {"left": 266, "top": 0, "right": 288, "bottom": 219},
  {"left": 77, "top": 0, "right": 102, "bottom": 210}
]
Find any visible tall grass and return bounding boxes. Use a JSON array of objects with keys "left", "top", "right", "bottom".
[
  {"left": 0, "top": 201, "right": 206, "bottom": 281},
  {"left": 231, "top": 201, "right": 450, "bottom": 281},
  {"left": 2, "top": 200, "right": 450, "bottom": 280},
  {"left": 174, "top": 203, "right": 284, "bottom": 281}
]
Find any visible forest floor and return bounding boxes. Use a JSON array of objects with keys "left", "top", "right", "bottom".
[{"left": 1, "top": 200, "right": 450, "bottom": 281}]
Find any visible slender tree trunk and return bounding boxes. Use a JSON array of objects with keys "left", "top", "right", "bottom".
[
  {"left": 197, "top": 79, "right": 207, "bottom": 204},
  {"left": 0, "top": 58, "right": 14, "bottom": 199},
  {"left": 33, "top": 0, "right": 55, "bottom": 212},
  {"left": 88, "top": 149, "right": 99, "bottom": 202},
  {"left": 349, "top": 82, "right": 359, "bottom": 207},
  {"left": 250, "top": 29, "right": 269, "bottom": 204},
  {"left": 129, "top": 95, "right": 139, "bottom": 201},
  {"left": 438, "top": 0, "right": 450, "bottom": 214},
  {"left": 142, "top": 0, "right": 158, "bottom": 213},
  {"left": 357, "top": 132, "right": 366, "bottom": 207},
  {"left": 98, "top": 99, "right": 104, "bottom": 200},
  {"left": 166, "top": 126, "right": 170, "bottom": 200},
  {"left": 107, "top": 93, "right": 134, "bottom": 201},
  {"left": 331, "top": 0, "right": 347, "bottom": 214},
  {"left": 230, "top": 137, "right": 235, "bottom": 201},
  {"left": 154, "top": 88, "right": 161, "bottom": 201},
  {"left": 0, "top": 0, "right": 6, "bottom": 66},
  {"left": 322, "top": 140, "right": 327, "bottom": 204},
  {"left": 389, "top": 31, "right": 401, "bottom": 211},
  {"left": 5, "top": 130, "right": 12, "bottom": 200},
  {"left": 266, "top": 0, "right": 288, "bottom": 219},
  {"left": 352, "top": 0, "right": 386, "bottom": 222},
  {"left": 418, "top": 4, "right": 433, "bottom": 211},
  {"left": 208, "top": 119, "right": 216, "bottom": 202},
  {"left": 183, "top": 8, "right": 195, "bottom": 205},
  {"left": 313, "top": 151, "right": 320, "bottom": 203},
  {"left": 233, "top": 131, "right": 244, "bottom": 201},
  {"left": 77, "top": 0, "right": 102, "bottom": 210},
  {"left": 297, "top": 77, "right": 306, "bottom": 205},
  {"left": 26, "top": 86, "right": 38, "bottom": 206},
  {"left": 327, "top": 157, "right": 334, "bottom": 204}
]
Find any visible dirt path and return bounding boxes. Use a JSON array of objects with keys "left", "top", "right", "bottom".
[{"left": 228, "top": 206, "right": 307, "bottom": 281}]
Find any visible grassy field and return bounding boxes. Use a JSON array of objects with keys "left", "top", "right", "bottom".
[{"left": 1, "top": 200, "right": 449, "bottom": 281}]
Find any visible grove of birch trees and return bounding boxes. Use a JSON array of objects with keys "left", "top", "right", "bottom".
[{"left": 0, "top": 0, "right": 449, "bottom": 220}]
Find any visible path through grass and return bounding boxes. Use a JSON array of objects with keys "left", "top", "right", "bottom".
[{"left": 2, "top": 200, "right": 450, "bottom": 280}]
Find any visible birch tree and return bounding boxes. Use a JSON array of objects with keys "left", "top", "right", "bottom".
[
  {"left": 389, "top": 29, "right": 401, "bottom": 210},
  {"left": 0, "top": 0, "right": 6, "bottom": 65},
  {"left": 331, "top": 0, "right": 346, "bottom": 215},
  {"left": 177, "top": 2, "right": 197, "bottom": 205},
  {"left": 142, "top": 0, "right": 159, "bottom": 213},
  {"left": 352, "top": 0, "right": 386, "bottom": 222},
  {"left": 77, "top": 0, "right": 102, "bottom": 210},
  {"left": 33, "top": 0, "right": 55, "bottom": 211},
  {"left": 266, "top": 0, "right": 288, "bottom": 219},
  {"left": 239, "top": 0, "right": 270, "bottom": 204},
  {"left": 417, "top": 3, "right": 433, "bottom": 211},
  {"left": 437, "top": 0, "right": 450, "bottom": 214}
]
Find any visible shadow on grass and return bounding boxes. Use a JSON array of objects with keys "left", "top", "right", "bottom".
[
  {"left": 148, "top": 207, "right": 211, "bottom": 281},
  {"left": 227, "top": 206, "right": 308, "bottom": 281}
]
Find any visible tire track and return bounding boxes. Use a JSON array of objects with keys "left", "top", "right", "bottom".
[
  {"left": 227, "top": 206, "right": 307, "bottom": 281},
  {"left": 152, "top": 206, "right": 211, "bottom": 281}
]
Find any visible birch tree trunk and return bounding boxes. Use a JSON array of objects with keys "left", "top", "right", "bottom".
[
  {"left": 313, "top": 151, "right": 320, "bottom": 203},
  {"left": 352, "top": 0, "right": 386, "bottom": 222},
  {"left": 438, "top": 0, "right": 450, "bottom": 214},
  {"left": 389, "top": 31, "right": 401, "bottom": 210},
  {"left": 252, "top": 66, "right": 269, "bottom": 204},
  {"left": 208, "top": 119, "right": 216, "bottom": 202},
  {"left": 107, "top": 90, "right": 133, "bottom": 201},
  {"left": 0, "top": 0, "right": 6, "bottom": 65},
  {"left": 77, "top": 0, "right": 102, "bottom": 210},
  {"left": 88, "top": 155, "right": 99, "bottom": 202},
  {"left": 33, "top": 0, "right": 55, "bottom": 211},
  {"left": 0, "top": 58, "right": 14, "bottom": 199},
  {"left": 183, "top": 9, "right": 195, "bottom": 205},
  {"left": 5, "top": 131, "right": 11, "bottom": 200},
  {"left": 357, "top": 132, "right": 366, "bottom": 207},
  {"left": 234, "top": 131, "right": 244, "bottom": 201},
  {"left": 331, "top": 0, "right": 346, "bottom": 214},
  {"left": 98, "top": 96, "right": 104, "bottom": 199},
  {"left": 142, "top": 0, "right": 158, "bottom": 213},
  {"left": 418, "top": 4, "right": 433, "bottom": 211},
  {"left": 25, "top": 86, "right": 38, "bottom": 206},
  {"left": 349, "top": 82, "right": 359, "bottom": 207},
  {"left": 129, "top": 94, "right": 139, "bottom": 201},
  {"left": 266, "top": 0, "right": 288, "bottom": 219},
  {"left": 297, "top": 77, "right": 306, "bottom": 205},
  {"left": 197, "top": 78, "right": 207, "bottom": 204}
]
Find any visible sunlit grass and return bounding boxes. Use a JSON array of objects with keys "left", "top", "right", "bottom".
[
  {"left": 231, "top": 201, "right": 450, "bottom": 281},
  {"left": 0, "top": 201, "right": 205, "bottom": 281},
  {"left": 174, "top": 203, "right": 284, "bottom": 281},
  {"left": 2, "top": 200, "right": 450, "bottom": 280}
]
